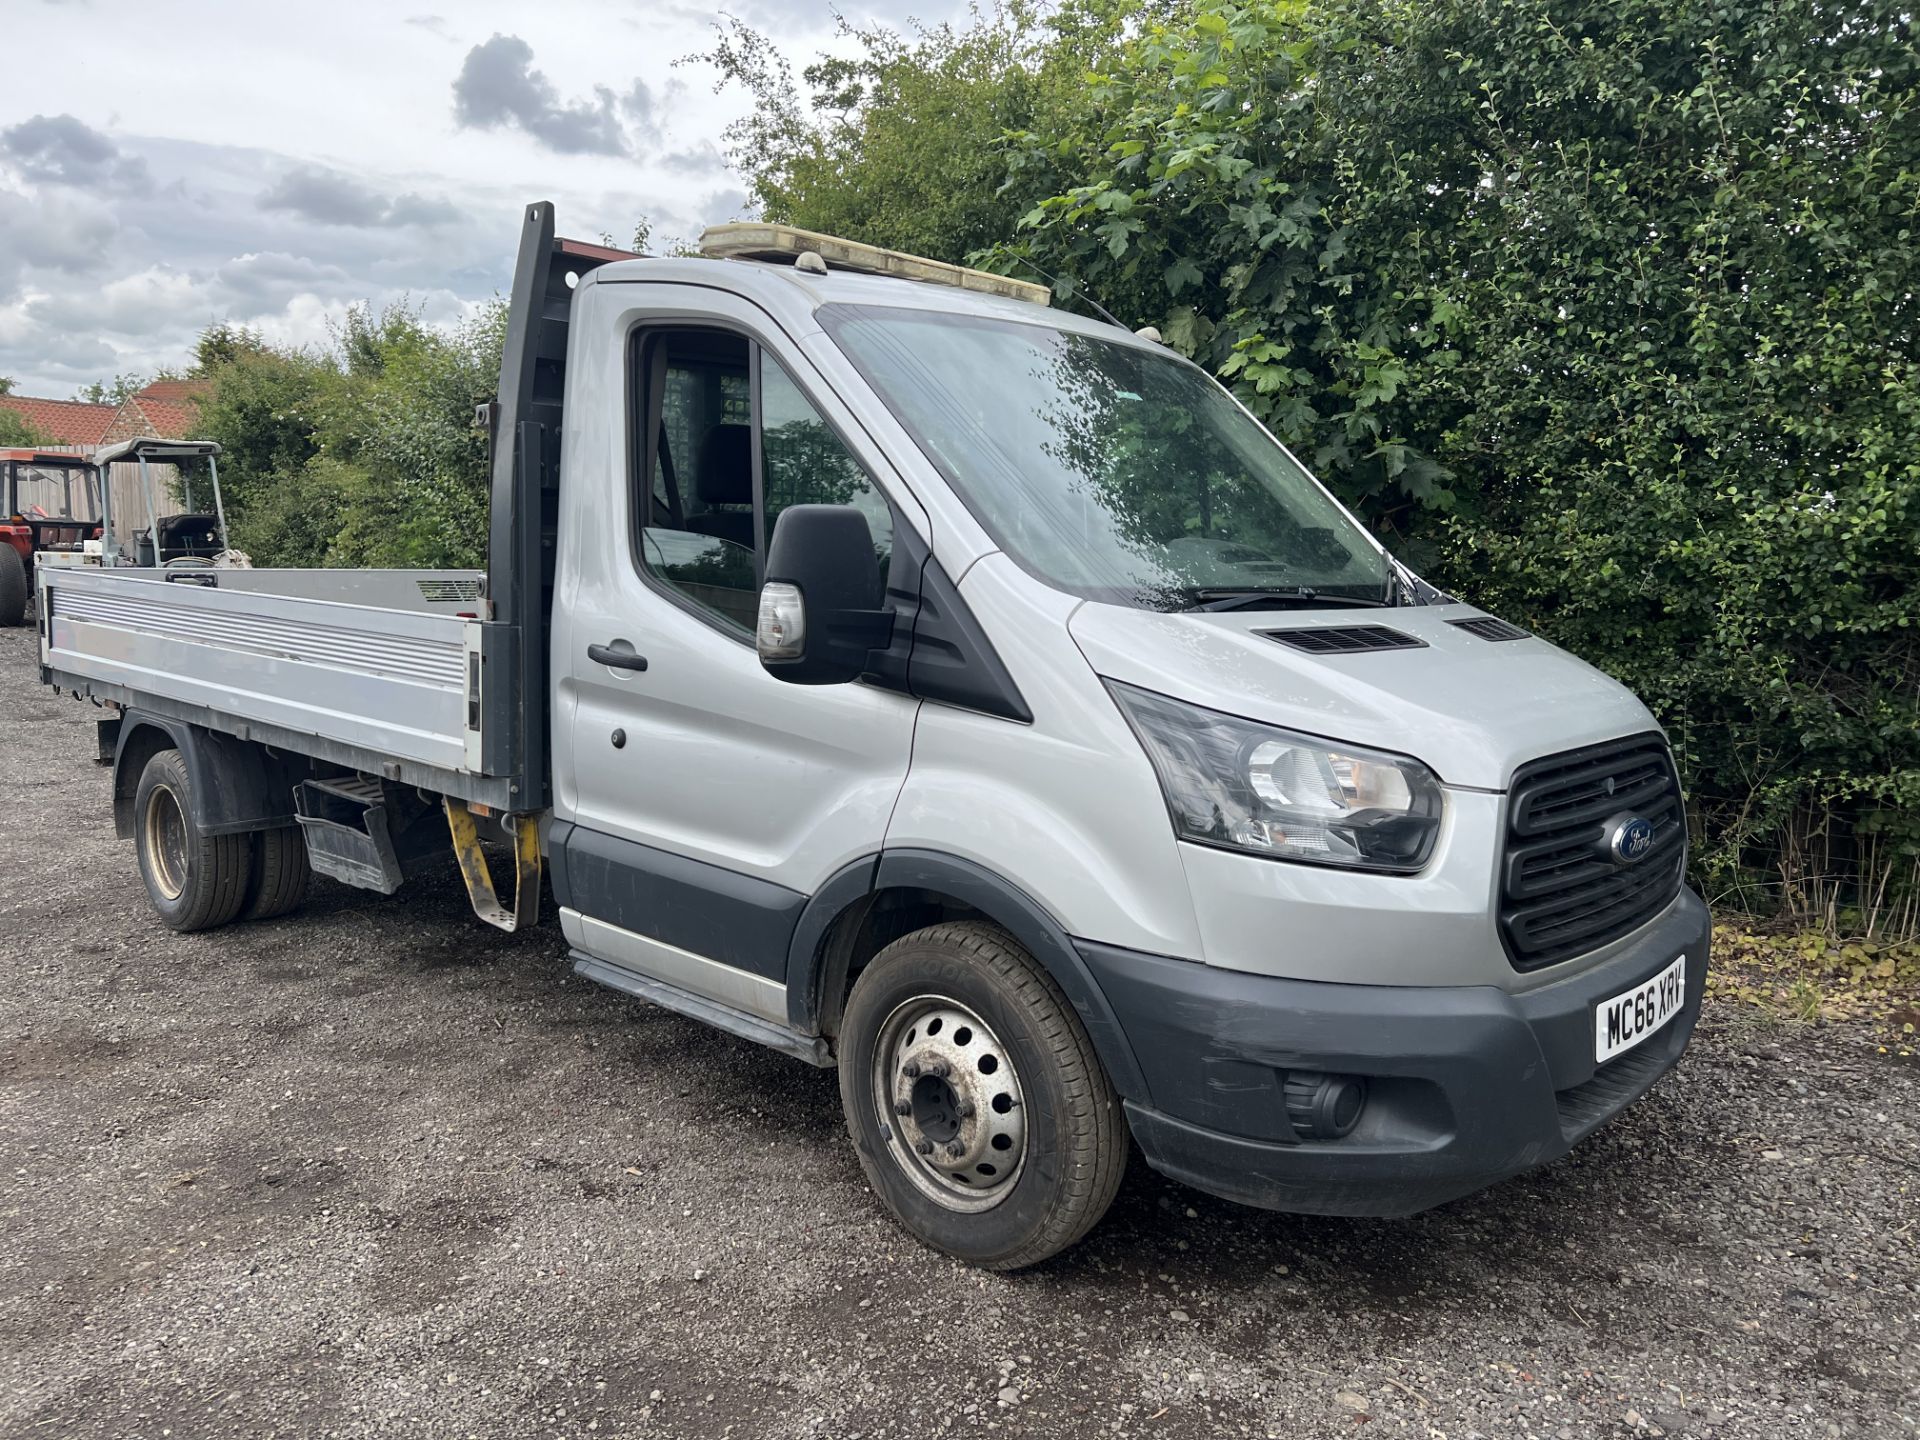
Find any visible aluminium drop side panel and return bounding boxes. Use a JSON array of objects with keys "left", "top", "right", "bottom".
[{"left": 40, "top": 566, "right": 474, "bottom": 775}]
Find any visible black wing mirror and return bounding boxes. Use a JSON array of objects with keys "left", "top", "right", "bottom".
[{"left": 757, "top": 505, "right": 893, "bottom": 684}]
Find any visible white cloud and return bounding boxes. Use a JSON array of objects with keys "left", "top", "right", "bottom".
[{"left": 0, "top": 0, "right": 968, "bottom": 396}]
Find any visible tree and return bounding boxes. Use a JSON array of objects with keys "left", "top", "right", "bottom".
[
  {"left": 195, "top": 299, "right": 507, "bottom": 571},
  {"left": 694, "top": 2, "right": 1144, "bottom": 267},
  {"left": 0, "top": 376, "right": 15, "bottom": 396},
  {"left": 0, "top": 408, "right": 46, "bottom": 446},
  {"left": 75, "top": 373, "right": 147, "bottom": 406},
  {"left": 193, "top": 323, "right": 270, "bottom": 373}
]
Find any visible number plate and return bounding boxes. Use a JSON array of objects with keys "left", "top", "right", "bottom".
[{"left": 1595, "top": 953, "right": 1687, "bottom": 1064}]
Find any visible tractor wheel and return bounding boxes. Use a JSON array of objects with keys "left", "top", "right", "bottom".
[
  {"left": 241, "top": 825, "right": 311, "bottom": 921},
  {"left": 133, "top": 749, "right": 253, "bottom": 932},
  {"left": 0, "top": 545, "right": 26, "bottom": 627}
]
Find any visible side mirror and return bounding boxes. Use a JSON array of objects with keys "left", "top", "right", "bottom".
[{"left": 757, "top": 504, "right": 893, "bottom": 684}]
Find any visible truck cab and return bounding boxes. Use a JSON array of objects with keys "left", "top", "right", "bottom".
[{"left": 42, "top": 205, "right": 1709, "bottom": 1268}]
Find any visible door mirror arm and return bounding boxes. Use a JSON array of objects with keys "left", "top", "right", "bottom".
[{"left": 757, "top": 505, "right": 893, "bottom": 685}]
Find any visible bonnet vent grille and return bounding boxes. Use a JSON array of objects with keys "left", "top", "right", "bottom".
[
  {"left": 1263, "top": 625, "right": 1427, "bottom": 655},
  {"left": 1450, "top": 616, "right": 1530, "bottom": 642}
]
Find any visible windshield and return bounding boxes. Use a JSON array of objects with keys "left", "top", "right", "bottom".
[
  {"left": 822, "top": 305, "right": 1391, "bottom": 609},
  {"left": 9, "top": 463, "right": 100, "bottom": 522}
]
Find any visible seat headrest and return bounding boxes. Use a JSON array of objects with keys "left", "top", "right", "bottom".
[{"left": 697, "top": 424, "right": 753, "bottom": 507}]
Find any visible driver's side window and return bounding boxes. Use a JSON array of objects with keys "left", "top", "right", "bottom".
[{"left": 634, "top": 329, "right": 891, "bottom": 637}]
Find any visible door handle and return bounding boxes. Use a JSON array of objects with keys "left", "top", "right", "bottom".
[{"left": 588, "top": 641, "right": 649, "bottom": 672}]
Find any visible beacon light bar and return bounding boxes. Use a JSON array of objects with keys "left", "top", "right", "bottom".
[{"left": 698, "top": 223, "right": 1051, "bottom": 308}]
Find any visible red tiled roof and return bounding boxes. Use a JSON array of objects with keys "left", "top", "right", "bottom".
[
  {"left": 0, "top": 395, "right": 118, "bottom": 445},
  {"left": 136, "top": 378, "right": 212, "bottom": 404}
]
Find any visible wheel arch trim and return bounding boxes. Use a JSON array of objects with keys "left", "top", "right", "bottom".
[{"left": 784, "top": 847, "right": 1151, "bottom": 1104}]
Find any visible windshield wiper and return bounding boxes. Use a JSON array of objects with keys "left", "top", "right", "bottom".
[{"left": 1184, "top": 587, "right": 1390, "bottom": 612}]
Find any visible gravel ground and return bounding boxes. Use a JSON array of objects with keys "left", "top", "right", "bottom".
[{"left": 1, "top": 623, "right": 1916, "bottom": 1440}]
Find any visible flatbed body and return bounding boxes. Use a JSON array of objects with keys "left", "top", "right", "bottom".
[{"left": 38, "top": 564, "right": 508, "bottom": 805}]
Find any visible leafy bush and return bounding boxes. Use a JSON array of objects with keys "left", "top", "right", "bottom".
[
  {"left": 197, "top": 301, "right": 504, "bottom": 570},
  {"left": 990, "top": 0, "right": 1920, "bottom": 933},
  {"left": 0, "top": 408, "right": 47, "bottom": 446}
]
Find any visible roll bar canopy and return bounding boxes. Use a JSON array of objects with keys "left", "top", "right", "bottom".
[{"left": 93, "top": 436, "right": 222, "bottom": 466}]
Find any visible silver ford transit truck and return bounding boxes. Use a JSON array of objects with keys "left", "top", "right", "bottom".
[{"left": 39, "top": 204, "right": 1708, "bottom": 1268}]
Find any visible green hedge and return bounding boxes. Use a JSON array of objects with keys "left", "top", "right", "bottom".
[{"left": 997, "top": 0, "right": 1919, "bottom": 933}]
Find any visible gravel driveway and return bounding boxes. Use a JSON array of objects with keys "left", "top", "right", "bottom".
[{"left": 1, "top": 624, "right": 1914, "bottom": 1439}]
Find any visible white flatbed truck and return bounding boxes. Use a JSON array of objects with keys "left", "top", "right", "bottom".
[{"left": 41, "top": 204, "right": 1708, "bottom": 1267}]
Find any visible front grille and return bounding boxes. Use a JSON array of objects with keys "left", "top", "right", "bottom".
[{"left": 1499, "top": 734, "right": 1686, "bottom": 971}]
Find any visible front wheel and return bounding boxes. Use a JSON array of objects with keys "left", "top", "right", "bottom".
[{"left": 837, "top": 922, "right": 1127, "bottom": 1269}]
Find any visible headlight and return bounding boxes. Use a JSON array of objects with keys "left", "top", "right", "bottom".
[{"left": 1107, "top": 680, "right": 1444, "bottom": 872}]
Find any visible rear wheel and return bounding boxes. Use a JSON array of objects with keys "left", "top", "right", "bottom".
[
  {"left": 133, "top": 749, "right": 253, "bottom": 932},
  {"left": 837, "top": 922, "right": 1127, "bottom": 1270},
  {"left": 0, "top": 544, "right": 26, "bottom": 627},
  {"left": 241, "top": 826, "right": 311, "bottom": 921}
]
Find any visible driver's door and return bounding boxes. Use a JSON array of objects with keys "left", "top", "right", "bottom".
[{"left": 552, "top": 293, "right": 923, "bottom": 1022}]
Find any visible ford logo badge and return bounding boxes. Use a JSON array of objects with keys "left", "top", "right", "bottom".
[{"left": 1606, "top": 815, "right": 1656, "bottom": 866}]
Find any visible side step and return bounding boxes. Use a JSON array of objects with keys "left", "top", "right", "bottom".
[
  {"left": 571, "top": 950, "right": 833, "bottom": 1067},
  {"left": 293, "top": 776, "right": 405, "bottom": 893},
  {"left": 445, "top": 799, "right": 541, "bottom": 933}
]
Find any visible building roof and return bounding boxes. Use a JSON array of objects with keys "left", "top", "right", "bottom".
[
  {"left": 124, "top": 394, "right": 200, "bottom": 438},
  {"left": 101, "top": 380, "right": 208, "bottom": 445},
  {"left": 135, "top": 378, "right": 213, "bottom": 405},
  {"left": 0, "top": 394, "right": 119, "bottom": 446}
]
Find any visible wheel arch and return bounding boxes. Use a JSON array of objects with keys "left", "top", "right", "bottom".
[
  {"left": 111, "top": 710, "right": 307, "bottom": 841},
  {"left": 785, "top": 847, "right": 1150, "bottom": 1104}
]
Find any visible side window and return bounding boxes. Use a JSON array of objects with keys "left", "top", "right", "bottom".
[
  {"left": 760, "top": 362, "right": 893, "bottom": 590},
  {"left": 638, "top": 332, "right": 758, "bottom": 634},
  {"left": 636, "top": 330, "right": 893, "bottom": 636}
]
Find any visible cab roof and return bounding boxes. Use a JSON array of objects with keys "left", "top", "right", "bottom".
[
  {"left": 0, "top": 448, "right": 96, "bottom": 467},
  {"left": 93, "top": 436, "right": 221, "bottom": 466}
]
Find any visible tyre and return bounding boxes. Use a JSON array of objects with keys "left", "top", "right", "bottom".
[
  {"left": 133, "top": 749, "right": 253, "bottom": 932},
  {"left": 0, "top": 544, "right": 26, "bottom": 627},
  {"left": 837, "top": 921, "right": 1127, "bottom": 1270},
  {"left": 240, "top": 825, "right": 311, "bottom": 921}
]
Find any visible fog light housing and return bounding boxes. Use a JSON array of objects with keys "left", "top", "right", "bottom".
[{"left": 1284, "top": 1071, "right": 1368, "bottom": 1140}]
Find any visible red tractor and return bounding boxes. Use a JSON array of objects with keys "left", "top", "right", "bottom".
[{"left": 0, "top": 448, "right": 105, "bottom": 626}]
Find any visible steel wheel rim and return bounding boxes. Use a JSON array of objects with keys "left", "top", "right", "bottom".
[
  {"left": 144, "top": 784, "right": 188, "bottom": 901},
  {"left": 871, "top": 994, "right": 1027, "bottom": 1213}
]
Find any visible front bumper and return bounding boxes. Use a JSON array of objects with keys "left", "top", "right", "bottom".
[{"left": 1077, "top": 886, "right": 1710, "bottom": 1217}]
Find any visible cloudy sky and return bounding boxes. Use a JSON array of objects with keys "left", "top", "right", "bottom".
[{"left": 0, "top": 0, "right": 955, "bottom": 397}]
